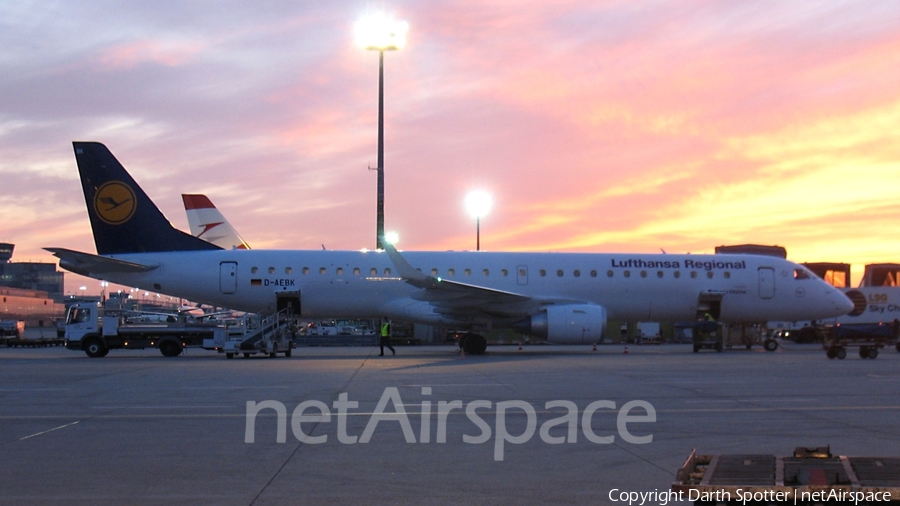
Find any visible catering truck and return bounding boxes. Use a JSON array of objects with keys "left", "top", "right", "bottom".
[{"left": 64, "top": 302, "right": 226, "bottom": 357}]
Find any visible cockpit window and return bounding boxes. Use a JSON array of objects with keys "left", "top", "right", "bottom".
[{"left": 794, "top": 268, "right": 811, "bottom": 280}]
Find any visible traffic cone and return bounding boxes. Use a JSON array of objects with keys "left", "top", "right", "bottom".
[
  {"left": 623, "top": 346, "right": 629, "bottom": 355},
  {"left": 518, "top": 343, "right": 523, "bottom": 351},
  {"left": 592, "top": 343, "right": 597, "bottom": 352}
]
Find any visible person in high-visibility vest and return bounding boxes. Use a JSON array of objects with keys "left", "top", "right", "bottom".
[{"left": 379, "top": 318, "right": 395, "bottom": 356}]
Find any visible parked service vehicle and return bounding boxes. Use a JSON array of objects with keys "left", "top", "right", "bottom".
[
  {"left": 0, "top": 320, "right": 25, "bottom": 346},
  {"left": 206, "top": 309, "right": 294, "bottom": 359},
  {"left": 64, "top": 302, "right": 226, "bottom": 357}
]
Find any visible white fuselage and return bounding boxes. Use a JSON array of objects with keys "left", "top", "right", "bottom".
[{"left": 99, "top": 249, "right": 852, "bottom": 327}]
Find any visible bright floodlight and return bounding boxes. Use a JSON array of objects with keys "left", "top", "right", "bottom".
[
  {"left": 355, "top": 13, "right": 409, "bottom": 51},
  {"left": 465, "top": 191, "right": 493, "bottom": 219},
  {"left": 384, "top": 231, "right": 400, "bottom": 246}
]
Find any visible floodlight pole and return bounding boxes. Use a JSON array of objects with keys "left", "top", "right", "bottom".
[
  {"left": 376, "top": 49, "right": 385, "bottom": 250},
  {"left": 476, "top": 216, "right": 481, "bottom": 251}
]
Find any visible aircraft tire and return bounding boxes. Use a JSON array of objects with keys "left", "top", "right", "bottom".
[
  {"left": 85, "top": 338, "right": 107, "bottom": 358},
  {"left": 859, "top": 347, "right": 869, "bottom": 359},
  {"left": 827, "top": 347, "right": 837, "bottom": 359},
  {"left": 836, "top": 348, "right": 847, "bottom": 360},
  {"left": 764, "top": 339, "right": 778, "bottom": 352},
  {"left": 868, "top": 347, "right": 878, "bottom": 359}
]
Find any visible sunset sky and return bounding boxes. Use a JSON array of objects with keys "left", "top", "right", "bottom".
[{"left": 2, "top": 1, "right": 899, "bottom": 295}]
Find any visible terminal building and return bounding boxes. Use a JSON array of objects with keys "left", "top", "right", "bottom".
[{"left": 0, "top": 243, "right": 66, "bottom": 327}]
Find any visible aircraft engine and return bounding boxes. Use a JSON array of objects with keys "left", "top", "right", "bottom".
[{"left": 514, "top": 304, "right": 607, "bottom": 344}]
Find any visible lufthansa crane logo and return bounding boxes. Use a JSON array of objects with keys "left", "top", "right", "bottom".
[{"left": 94, "top": 181, "right": 136, "bottom": 225}]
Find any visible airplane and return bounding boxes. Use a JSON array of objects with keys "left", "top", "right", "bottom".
[
  {"left": 182, "top": 194, "right": 250, "bottom": 250},
  {"left": 47, "top": 142, "right": 854, "bottom": 355}
]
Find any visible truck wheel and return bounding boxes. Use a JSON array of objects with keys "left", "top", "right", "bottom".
[
  {"left": 868, "top": 347, "right": 878, "bottom": 359},
  {"left": 836, "top": 348, "right": 847, "bottom": 360},
  {"left": 826, "top": 347, "right": 837, "bottom": 359},
  {"left": 284, "top": 344, "right": 292, "bottom": 357},
  {"left": 84, "top": 339, "right": 108, "bottom": 358},
  {"left": 269, "top": 344, "right": 277, "bottom": 358},
  {"left": 159, "top": 340, "right": 182, "bottom": 357},
  {"left": 764, "top": 339, "right": 778, "bottom": 352}
]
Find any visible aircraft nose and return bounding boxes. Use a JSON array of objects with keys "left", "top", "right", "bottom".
[{"left": 833, "top": 289, "right": 854, "bottom": 315}]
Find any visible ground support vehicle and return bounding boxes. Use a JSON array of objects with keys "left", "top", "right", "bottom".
[
  {"left": 0, "top": 320, "right": 25, "bottom": 346},
  {"left": 722, "top": 322, "right": 778, "bottom": 351},
  {"left": 672, "top": 446, "right": 900, "bottom": 504},
  {"left": 213, "top": 309, "right": 294, "bottom": 359},
  {"left": 821, "top": 323, "right": 897, "bottom": 360},
  {"left": 692, "top": 321, "right": 722, "bottom": 352},
  {"left": 64, "top": 302, "right": 226, "bottom": 358}
]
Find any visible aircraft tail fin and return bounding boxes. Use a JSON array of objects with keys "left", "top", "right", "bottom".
[
  {"left": 72, "top": 142, "right": 222, "bottom": 255},
  {"left": 182, "top": 194, "right": 251, "bottom": 250}
]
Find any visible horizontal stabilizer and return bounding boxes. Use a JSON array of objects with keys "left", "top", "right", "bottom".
[{"left": 44, "top": 247, "right": 158, "bottom": 277}]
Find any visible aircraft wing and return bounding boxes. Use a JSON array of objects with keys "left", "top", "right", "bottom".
[
  {"left": 383, "top": 243, "right": 541, "bottom": 320},
  {"left": 44, "top": 247, "right": 159, "bottom": 277}
]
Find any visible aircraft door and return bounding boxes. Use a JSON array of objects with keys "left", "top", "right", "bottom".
[
  {"left": 219, "top": 262, "right": 237, "bottom": 294},
  {"left": 517, "top": 265, "right": 528, "bottom": 286},
  {"left": 277, "top": 291, "right": 301, "bottom": 315},
  {"left": 758, "top": 267, "right": 775, "bottom": 299}
]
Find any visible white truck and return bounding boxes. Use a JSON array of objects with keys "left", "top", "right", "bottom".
[{"left": 64, "top": 302, "right": 226, "bottom": 357}]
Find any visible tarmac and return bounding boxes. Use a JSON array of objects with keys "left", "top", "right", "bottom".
[{"left": 1, "top": 341, "right": 899, "bottom": 505}]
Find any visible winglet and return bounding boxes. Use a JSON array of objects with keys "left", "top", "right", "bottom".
[{"left": 381, "top": 241, "right": 436, "bottom": 289}]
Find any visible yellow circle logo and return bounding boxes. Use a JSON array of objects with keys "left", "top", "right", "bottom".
[{"left": 94, "top": 181, "right": 136, "bottom": 225}]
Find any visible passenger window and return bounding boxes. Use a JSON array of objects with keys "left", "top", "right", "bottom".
[
  {"left": 353, "top": 268, "right": 360, "bottom": 275},
  {"left": 690, "top": 271, "right": 698, "bottom": 279},
  {"left": 640, "top": 270, "right": 647, "bottom": 278},
  {"left": 464, "top": 269, "right": 471, "bottom": 276},
  {"left": 483, "top": 269, "right": 489, "bottom": 276},
  {"left": 285, "top": 267, "right": 292, "bottom": 274},
  {"left": 724, "top": 272, "right": 730, "bottom": 279},
  {"left": 707, "top": 271, "right": 714, "bottom": 279},
  {"left": 251, "top": 267, "right": 258, "bottom": 274},
  {"left": 319, "top": 268, "right": 326, "bottom": 275},
  {"left": 607, "top": 270, "right": 614, "bottom": 278},
  {"left": 674, "top": 271, "right": 681, "bottom": 279},
  {"left": 431, "top": 269, "right": 438, "bottom": 276},
  {"left": 574, "top": 270, "right": 581, "bottom": 277},
  {"left": 624, "top": 270, "right": 631, "bottom": 278},
  {"left": 557, "top": 269, "right": 564, "bottom": 277},
  {"left": 448, "top": 269, "right": 455, "bottom": 276},
  {"left": 370, "top": 268, "right": 377, "bottom": 275},
  {"left": 591, "top": 270, "right": 597, "bottom": 277},
  {"left": 303, "top": 267, "right": 310, "bottom": 275},
  {"left": 540, "top": 269, "right": 547, "bottom": 277},
  {"left": 268, "top": 267, "right": 275, "bottom": 274},
  {"left": 657, "top": 271, "right": 664, "bottom": 278},
  {"left": 519, "top": 269, "right": 526, "bottom": 277},
  {"left": 384, "top": 268, "right": 391, "bottom": 276},
  {"left": 336, "top": 268, "right": 344, "bottom": 275},
  {"left": 501, "top": 269, "right": 508, "bottom": 277}
]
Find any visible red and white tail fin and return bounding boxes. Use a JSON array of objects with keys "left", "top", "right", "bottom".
[{"left": 181, "top": 194, "right": 250, "bottom": 250}]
